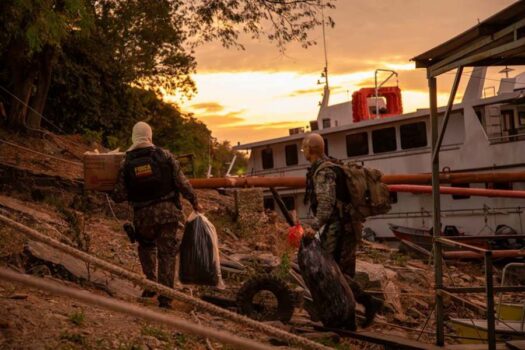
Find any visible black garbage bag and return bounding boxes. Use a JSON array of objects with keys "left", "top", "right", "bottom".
[
  {"left": 298, "top": 236, "right": 356, "bottom": 330},
  {"left": 179, "top": 212, "right": 224, "bottom": 287}
]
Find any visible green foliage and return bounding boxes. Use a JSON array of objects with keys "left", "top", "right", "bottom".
[
  {"left": 60, "top": 331, "right": 87, "bottom": 346},
  {"left": 68, "top": 309, "right": 85, "bottom": 326},
  {"left": 276, "top": 252, "right": 291, "bottom": 280},
  {"left": 118, "top": 343, "right": 143, "bottom": 350},
  {"left": 1, "top": 0, "right": 327, "bottom": 166},
  {"left": 174, "top": 333, "right": 187, "bottom": 347},
  {"left": 391, "top": 251, "right": 409, "bottom": 267},
  {"left": 82, "top": 128, "right": 103, "bottom": 145},
  {"left": 1, "top": 0, "right": 92, "bottom": 54},
  {"left": 141, "top": 325, "right": 170, "bottom": 343}
]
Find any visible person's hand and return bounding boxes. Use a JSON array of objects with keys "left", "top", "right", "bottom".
[
  {"left": 193, "top": 203, "right": 204, "bottom": 213},
  {"left": 303, "top": 226, "right": 316, "bottom": 239}
]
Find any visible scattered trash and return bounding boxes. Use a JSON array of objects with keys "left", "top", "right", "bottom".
[
  {"left": 298, "top": 237, "right": 356, "bottom": 330},
  {"left": 179, "top": 212, "right": 225, "bottom": 289}
]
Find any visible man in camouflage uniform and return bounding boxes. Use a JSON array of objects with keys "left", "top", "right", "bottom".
[
  {"left": 112, "top": 121, "right": 201, "bottom": 309},
  {"left": 302, "top": 133, "right": 381, "bottom": 327}
]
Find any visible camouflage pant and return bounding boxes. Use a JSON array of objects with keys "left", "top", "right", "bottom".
[
  {"left": 320, "top": 220, "right": 368, "bottom": 302},
  {"left": 320, "top": 220, "right": 361, "bottom": 277},
  {"left": 136, "top": 222, "right": 179, "bottom": 303}
]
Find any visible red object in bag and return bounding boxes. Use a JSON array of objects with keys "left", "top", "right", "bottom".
[{"left": 288, "top": 224, "right": 304, "bottom": 248}]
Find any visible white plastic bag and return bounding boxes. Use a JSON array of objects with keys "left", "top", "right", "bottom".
[{"left": 179, "top": 212, "right": 224, "bottom": 288}]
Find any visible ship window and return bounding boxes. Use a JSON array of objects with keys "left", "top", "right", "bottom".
[
  {"left": 346, "top": 132, "right": 369, "bottom": 157},
  {"left": 452, "top": 183, "right": 470, "bottom": 200},
  {"left": 322, "top": 118, "right": 331, "bottom": 128},
  {"left": 261, "top": 148, "right": 274, "bottom": 169},
  {"left": 372, "top": 127, "right": 396, "bottom": 153},
  {"left": 285, "top": 144, "right": 298, "bottom": 166},
  {"left": 400, "top": 122, "right": 427, "bottom": 149},
  {"left": 264, "top": 198, "right": 275, "bottom": 211},
  {"left": 324, "top": 137, "right": 329, "bottom": 156},
  {"left": 282, "top": 196, "right": 295, "bottom": 210},
  {"left": 519, "top": 111, "right": 525, "bottom": 126}
]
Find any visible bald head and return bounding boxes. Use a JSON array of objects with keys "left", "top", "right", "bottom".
[{"left": 302, "top": 133, "right": 325, "bottom": 163}]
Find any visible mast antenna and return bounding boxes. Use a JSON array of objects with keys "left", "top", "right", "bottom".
[{"left": 321, "top": 3, "right": 329, "bottom": 87}]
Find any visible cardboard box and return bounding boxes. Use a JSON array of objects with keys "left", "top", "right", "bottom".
[{"left": 83, "top": 152, "right": 125, "bottom": 191}]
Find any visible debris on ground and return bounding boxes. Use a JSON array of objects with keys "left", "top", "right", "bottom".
[{"left": 1, "top": 132, "right": 522, "bottom": 349}]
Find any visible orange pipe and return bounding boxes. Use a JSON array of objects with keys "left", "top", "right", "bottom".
[
  {"left": 190, "top": 177, "right": 306, "bottom": 189},
  {"left": 389, "top": 184, "right": 525, "bottom": 199},
  {"left": 189, "top": 171, "right": 525, "bottom": 189},
  {"left": 444, "top": 250, "right": 525, "bottom": 259},
  {"left": 190, "top": 178, "right": 525, "bottom": 198}
]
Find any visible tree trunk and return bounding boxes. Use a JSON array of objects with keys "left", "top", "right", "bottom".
[
  {"left": 27, "top": 46, "right": 57, "bottom": 130},
  {"left": 5, "top": 42, "right": 35, "bottom": 130},
  {"left": 7, "top": 68, "right": 35, "bottom": 130}
]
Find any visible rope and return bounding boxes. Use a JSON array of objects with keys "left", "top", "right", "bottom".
[
  {"left": 0, "top": 212, "right": 330, "bottom": 350},
  {"left": 0, "top": 138, "right": 83, "bottom": 166},
  {"left": 0, "top": 268, "right": 273, "bottom": 350}
]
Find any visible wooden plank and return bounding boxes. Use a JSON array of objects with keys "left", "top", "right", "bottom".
[
  {"left": 317, "top": 327, "right": 442, "bottom": 350},
  {"left": 446, "top": 344, "right": 507, "bottom": 350},
  {"left": 506, "top": 340, "right": 525, "bottom": 350}
]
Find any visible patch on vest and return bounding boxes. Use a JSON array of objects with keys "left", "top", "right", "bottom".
[{"left": 134, "top": 164, "right": 153, "bottom": 177}]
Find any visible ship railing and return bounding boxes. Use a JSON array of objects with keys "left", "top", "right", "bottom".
[
  {"left": 435, "top": 238, "right": 525, "bottom": 347},
  {"left": 368, "top": 206, "right": 523, "bottom": 219},
  {"left": 487, "top": 131, "right": 525, "bottom": 144}
]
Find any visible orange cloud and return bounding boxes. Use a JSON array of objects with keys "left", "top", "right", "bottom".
[{"left": 190, "top": 102, "right": 225, "bottom": 113}]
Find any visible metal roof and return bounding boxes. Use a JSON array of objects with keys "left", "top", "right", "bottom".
[{"left": 412, "top": 1, "right": 525, "bottom": 77}]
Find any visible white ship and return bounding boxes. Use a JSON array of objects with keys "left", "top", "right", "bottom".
[{"left": 234, "top": 67, "right": 525, "bottom": 239}]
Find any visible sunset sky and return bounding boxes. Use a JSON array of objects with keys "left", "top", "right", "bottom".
[{"left": 168, "top": 0, "right": 518, "bottom": 144}]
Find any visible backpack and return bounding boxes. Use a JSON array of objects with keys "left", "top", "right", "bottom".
[
  {"left": 124, "top": 147, "right": 176, "bottom": 204},
  {"left": 315, "top": 161, "right": 391, "bottom": 222}
]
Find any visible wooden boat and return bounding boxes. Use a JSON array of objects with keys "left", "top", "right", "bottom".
[
  {"left": 389, "top": 224, "right": 525, "bottom": 252},
  {"left": 449, "top": 318, "right": 525, "bottom": 344}
]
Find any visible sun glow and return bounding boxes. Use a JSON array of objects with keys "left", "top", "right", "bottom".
[{"left": 163, "top": 68, "right": 447, "bottom": 143}]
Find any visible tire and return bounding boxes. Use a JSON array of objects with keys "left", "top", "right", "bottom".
[{"left": 236, "top": 274, "right": 295, "bottom": 323}]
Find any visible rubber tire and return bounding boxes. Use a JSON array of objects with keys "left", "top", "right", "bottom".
[{"left": 236, "top": 274, "right": 295, "bottom": 323}]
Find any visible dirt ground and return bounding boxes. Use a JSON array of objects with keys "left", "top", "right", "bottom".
[{"left": 0, "top": 132, "right": 520, "bottom": 350}]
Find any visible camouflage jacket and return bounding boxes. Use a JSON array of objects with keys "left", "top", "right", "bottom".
[
  {"left": 314, "top": 165, "right": 338, "bottom": 229},
  {"left": 305, "top": 157, "right": 338, "bottom": 230},
  {"left": 112, "top": 147, "right": 198, "bottom": 229}
]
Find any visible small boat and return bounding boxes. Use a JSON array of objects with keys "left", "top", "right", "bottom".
[
  {"left": 389, "top": 224, "right": 525, "bottom": 252},
  {"left": 449, "top": 318, "right": 525, "bottom": 344}
]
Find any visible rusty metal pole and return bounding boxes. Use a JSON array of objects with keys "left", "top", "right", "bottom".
[
  {"left": 429, "top": 75, "right": 445, "bottom": 347},
  {"left": 485, "top": 251, "right": 496, "bottom": 350}
]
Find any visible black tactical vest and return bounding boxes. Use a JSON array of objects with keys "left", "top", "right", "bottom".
[{"left": 123, "top": 147, "right": 176, "bottom": 204}]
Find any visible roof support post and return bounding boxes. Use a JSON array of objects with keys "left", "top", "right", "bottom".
[
  {"left": 432, "top": 66, "right": 463, "bottom": 163},
  {"left": 429, "top": 75, "right": 445, "bottom": 347}
]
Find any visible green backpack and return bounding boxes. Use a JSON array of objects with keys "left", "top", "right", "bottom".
[{"left": 314, "top": 161, "right": 391, "bottom": 222}]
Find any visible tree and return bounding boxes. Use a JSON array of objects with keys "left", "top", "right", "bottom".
[
  {"left": 1, "top": 0, "right": 335, "bottom": 131},
  {"left": 0, "top": 0, "right": 92, "bottom": 129}
]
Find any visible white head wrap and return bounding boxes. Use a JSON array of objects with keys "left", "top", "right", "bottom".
[{"left": 128, "top": 121, "right": 154, "bottom": 151}]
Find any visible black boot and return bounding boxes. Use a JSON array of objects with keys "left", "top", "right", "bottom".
[
  {"left": 345, "top": 276, "right": 383, "bottom": 328},
  {"left": 360, "top": 295, "right": 383, "bottom": 328}
]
